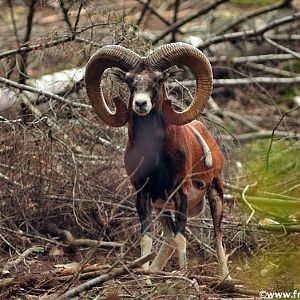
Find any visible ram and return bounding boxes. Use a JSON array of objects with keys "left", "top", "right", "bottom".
[{"left": 85, "top": 43, "right": 231, "bottom": 281}]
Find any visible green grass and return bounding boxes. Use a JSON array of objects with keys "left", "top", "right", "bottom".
[
  {"left": 239, "top": 140, "right": 300, "bottom": 222},
  {"left": 234, "top": 140, "right": 300, "bottom": 290}
]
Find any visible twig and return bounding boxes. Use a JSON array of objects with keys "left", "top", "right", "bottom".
[
  {"left": 20, "top": 93, "right": 84, "bottom": 153},
  {"left": 0, "top": 22, "right": 113, "bottom": 60},
  {"left": 199, "top": 11, "right": 300, "bottom": 49},
  {"left": 152, "top": 0, "right": 228, "bottom": 45},
  {"left": 186, "top": 227, "right": 217, "bottom": 257},
  {"left": 242, "top": 184, "right": 257, "bottom": 224},
  {"left": 53, "top": 252, "right": 155, "bottom": 300},
  {"left": 45, "top": 194, "right": 136, "bottom": 212}
]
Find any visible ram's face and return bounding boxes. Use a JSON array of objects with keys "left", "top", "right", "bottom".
[
  {"left": 110, "top": 67, "right": 182, "bottom": 116},
  {"left": 126, "top": 70, "right": 164, "bottom": 116}
]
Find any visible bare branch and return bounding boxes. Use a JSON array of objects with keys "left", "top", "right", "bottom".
[
  {"left": 0, "top": 22, "right": 113, "bottom": 60},
  {"left": 208, "top": 53, "right": 294, "bottom": 64},
  {"left": 199, "top": 11, "right": 300, "bottom": 49},
  {"left": 264, "top": 34, "right": 300, "bottom": 60},
  {"left": 6, "top": 0, "right": 20, "bottom": 44},
  {"left": 137, "top": 0, "right": 151, "bottom": 26},
  {"left": 135, "top": 0, "right": 184, "bottom": 34},
  {"left": 152, "top": 0, "right": 228, "bottom": 45}
]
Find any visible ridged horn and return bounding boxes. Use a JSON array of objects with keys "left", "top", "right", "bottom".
[
  {"left": 146, "top": 42, "right": 212, "bottom": 125},
  {"left": 85, "top": 45, "right": 141, "bottom": 127}
]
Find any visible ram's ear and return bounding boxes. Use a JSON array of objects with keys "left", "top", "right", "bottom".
[
  {"left": 163, "top": 65, "right": 183, "bottom": 80},
  {"left": 108, "top": 68, "right": 127, "bottom": 83}
]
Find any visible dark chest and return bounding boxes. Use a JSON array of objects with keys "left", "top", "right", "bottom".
[{"left": 125, "top": 113, "right": 185, "bottom": 199}]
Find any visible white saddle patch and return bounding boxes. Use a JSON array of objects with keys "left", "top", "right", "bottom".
[{"left": 187, "top": 124, "right": 213, "bottom": 168}]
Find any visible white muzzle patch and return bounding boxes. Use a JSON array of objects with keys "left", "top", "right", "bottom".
[{"left": 133, "top": 92, "right": 152, "bottom": 116}]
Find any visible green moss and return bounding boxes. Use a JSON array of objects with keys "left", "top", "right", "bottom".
[{"left": 282, "top": 60, "right": 300, "bottom": 74}]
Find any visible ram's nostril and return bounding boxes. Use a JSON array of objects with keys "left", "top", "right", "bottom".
[{"left": 135, "top": 101, "right": 147, "bottom": 108}]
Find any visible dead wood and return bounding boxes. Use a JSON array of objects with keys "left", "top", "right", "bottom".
[
  {"left": 60, "top": 229, "right": 123, "bottom": 249},
  {"left": 51, "top": 252, "right": 155, "bottom": 300},
  {"left": 258, "top": 224, "right": 300, "bottom": 233}
]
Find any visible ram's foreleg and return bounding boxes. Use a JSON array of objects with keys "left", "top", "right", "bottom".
[
  {"left": 174, "top": 189, "right": 188, "bottom": 269},
  {"left": 136, "top": 192, "right": 153, "bottom": 272},
  {"left": 150, "top": 211, "right": 175, "bottom": 271}
]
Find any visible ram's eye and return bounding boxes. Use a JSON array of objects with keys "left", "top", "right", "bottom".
[{"left": 125, "top": 73, "right": 135, "bottom": 83}]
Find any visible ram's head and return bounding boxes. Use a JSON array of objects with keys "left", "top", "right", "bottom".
[{"left": 85, "top": 43, "right": 213, "bottom": 127}]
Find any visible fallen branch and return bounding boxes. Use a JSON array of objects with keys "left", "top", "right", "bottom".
[
  {"left": 222, "top": 130, "right": 300, "bottom": 142},
  {"left": 1, "top": 245, "right": 43, "bottom": 275},
  {"left": 246, "top": 62, "right": 298, "bottom": 77},
  {"left": 241, "top": 195, "right": 300, "bottom": 209},
  {"left": 52, "top": 252, "right": 155, "bottom": 300},
  {"left": 208, "top": 53, "right": 294, "bottom": 64},
  {"left": 258, "top": 224, "right": 300, "bottom": 233},
  {"left": 60, "top": 229, "right": 123, "bottom": 249},
  {"left": 0, "top": 76, "right": 90, "bottom": 109},
  {"left": 171, "top": 76, "right": 300, "bottom": 87}
]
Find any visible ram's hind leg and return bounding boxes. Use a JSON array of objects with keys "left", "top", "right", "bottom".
[
  {"left": 207, "top": 179, "right": 231, "bottom": 280},
  {"left": 150, "top": 211, "right": 175, "bottom": 271}
]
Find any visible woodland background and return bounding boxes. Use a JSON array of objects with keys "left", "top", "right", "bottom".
[{"left": 0, "top": 0, "right": 299, "bottom": 299}]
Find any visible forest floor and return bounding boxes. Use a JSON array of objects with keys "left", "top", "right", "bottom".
[{"left": 0, "top": 0, "right": 299, "bottom": 299}]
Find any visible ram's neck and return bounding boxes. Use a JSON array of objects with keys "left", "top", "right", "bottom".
[{"left": 128, "top": 110, "right": 166, "bottom": 152}]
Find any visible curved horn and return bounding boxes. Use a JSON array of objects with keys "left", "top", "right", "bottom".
[
  {"left": 146, "top": 42, "right": 212, "bottom": 125},
  {"left": 85, "top": 45, "right": 141, "bottom": 127}
]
